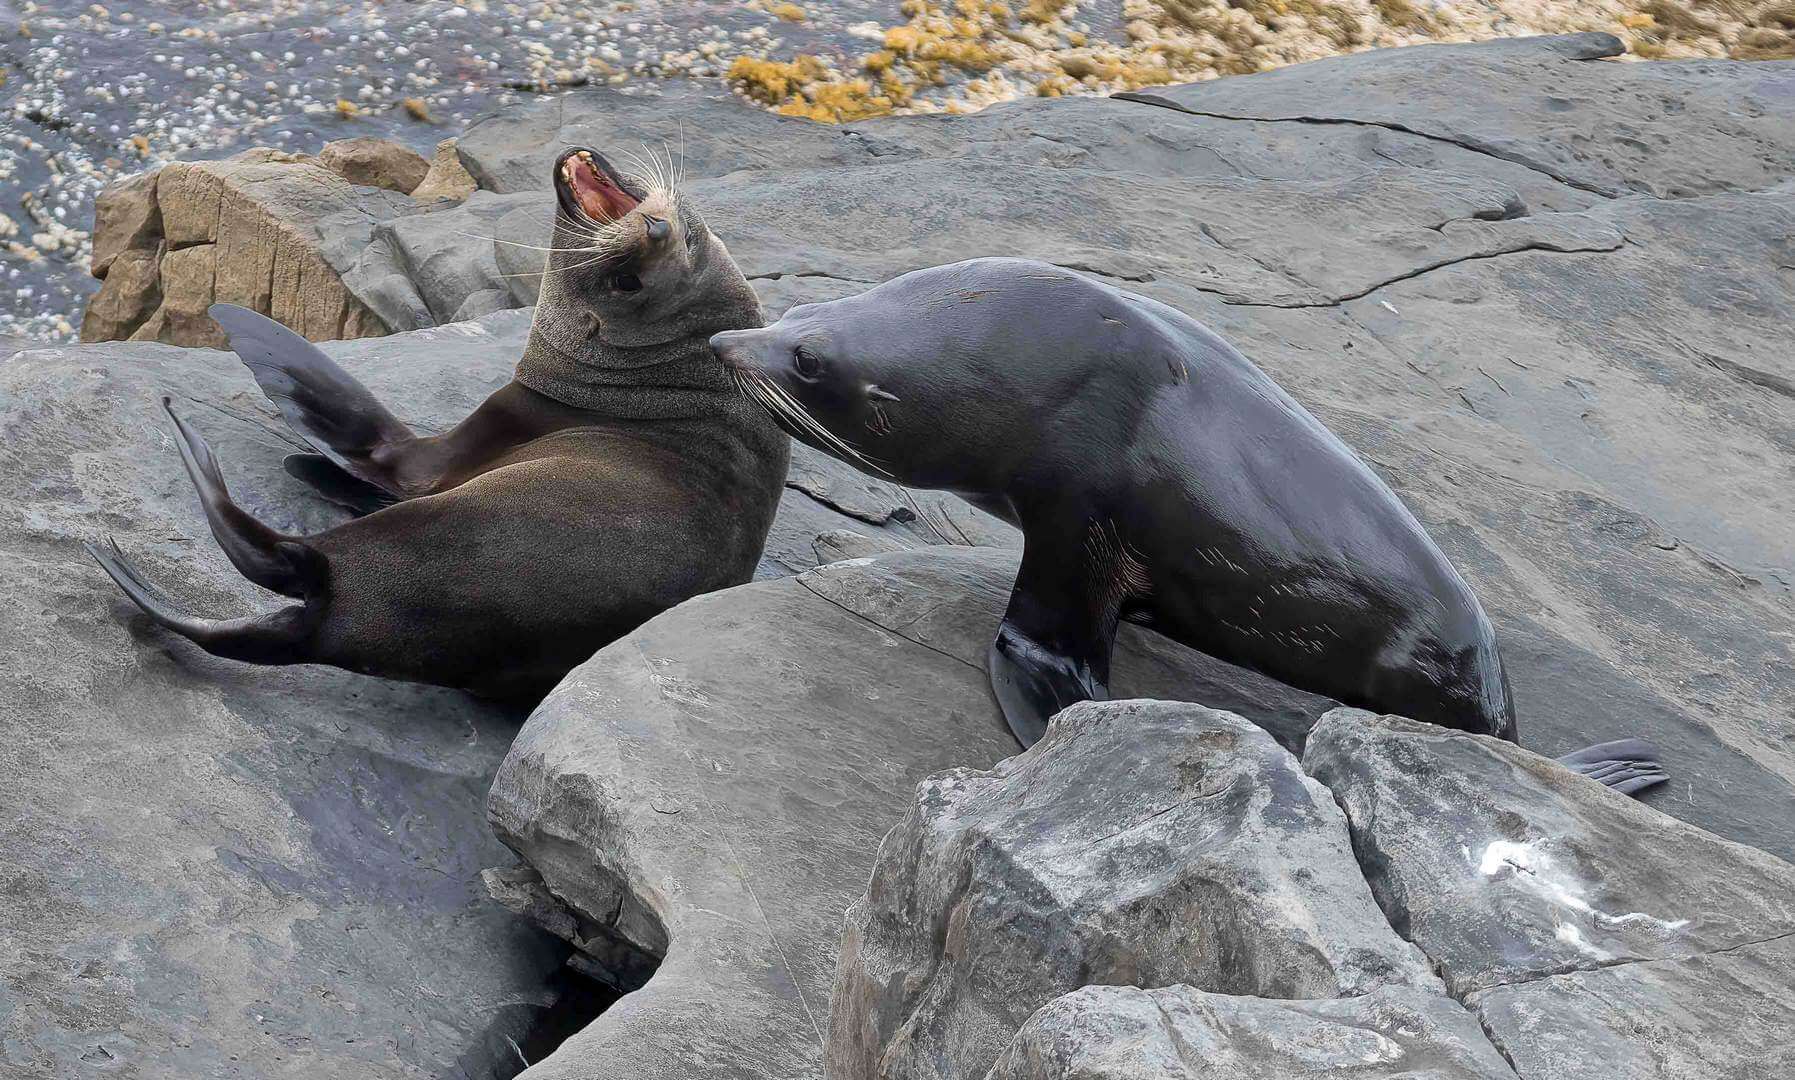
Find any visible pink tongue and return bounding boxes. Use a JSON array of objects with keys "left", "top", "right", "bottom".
[{"left": 572, "top": 164, "right": 638, "bottom": 222}]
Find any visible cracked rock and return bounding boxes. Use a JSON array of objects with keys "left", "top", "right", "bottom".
[
  {"left": 1302, "top": 708, "right": 1795, "bottom": 996},
  {"left": 827, "top": 699, "right": 1437, "bottom": 1080},
  {"left": 986, "top": 984, "right": 1515, "bottom": 1080},
  {"left": 1466, "top": 933, "right": 1795, "bottom": 1078}
]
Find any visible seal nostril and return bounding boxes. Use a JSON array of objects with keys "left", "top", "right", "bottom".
[{"left": 644, "top": 216, "right": 670, "bottom": 242}]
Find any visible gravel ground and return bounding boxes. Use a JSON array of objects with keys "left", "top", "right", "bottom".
[{"left": 1, "top": 0, "right": 1787, "bottom": 343}]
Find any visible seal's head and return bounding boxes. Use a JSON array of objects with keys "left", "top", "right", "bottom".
[
  {"left": 710, "top": 259, "right": 1104, "bottom": 489},
  {"left": 540, "top": 145, "right": 742, "bottom": 348}
]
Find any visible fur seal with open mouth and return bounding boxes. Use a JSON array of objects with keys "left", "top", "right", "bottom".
[
  {"left": 710, "top": 257, "right": 1664, "bottom": 793},
  {"left": 89, "top": 146, "right": 789, "bottom": 697}
]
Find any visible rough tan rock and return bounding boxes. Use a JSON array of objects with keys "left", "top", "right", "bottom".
[
  {"left": 88, "top": 168, "right": 161, "bottom": 279},
  {"left": 80, "top": 148, "right": 402, "bottom": 347},
  {"left": 319, "top": 136, "right": 431, "bottom": 194},
  {"left": 79, "top": 245, "right": 162, "bottom": 342},
  {"left": 410, "top": 137, "right": 479, "bottom": 202}
]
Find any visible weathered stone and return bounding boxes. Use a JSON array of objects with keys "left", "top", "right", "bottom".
[
  {"left": 0, "top": 311, "right": 578, "bottom": 1080},
  {"left": 1121, "top": 32, "right": 1795, "bottom": 199},
  {"left": 411, "top": 136, "right": 480, "bottom": 202},
  {"left": 318, "top": 135, "right": 431, "bottom": 194},
  {"left": 1302, "top": 708, "right": 1795, "bottom": 996},
  {"left": 87, "top": 166, "right": 161, "bottom": 279},
  {"left": 986, "top": 985, "right": 1515, "bottom": 1080},
  {"left": 829, "top": 699, "right": 1437, "bottom": 1080},
  {"left": 487, "top": 549, "right": 1339, "bottom": 1080},
  {"left": 1466, "top": 934, "right": 1795, "bottom": 1079},
  {"left": 83, "top": 149, "right": 403, "bottom": 346},
  {"left": 79, "top": 244, "right": 161, "bottom": 342},
  {"left": 151, "top": 242, "right": 223, "bottom": 348}
]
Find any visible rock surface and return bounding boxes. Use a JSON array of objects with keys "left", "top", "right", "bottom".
[
  {"left": 1307, "top": 707, "right": 1795, "bottom": 1079},
  {"left": 1304, "top": 708, "right": 1795, "bottom": 996},
  {"left": 827, "top": 699, "right": 1437, "bottom": 1080},
  {"left": 0, "top": 316, "right": 571, "bottom": 1079},
  {"left": 985, "top": 985, "right": 1515, "bottom": 1080},
  {"left": 317, "top": 136, "right": 431, "bottom": 194},
  {"left": 80, "top": 149, "right": 403, "bottom": 347},
  {"left": 486, "top": 549, "right": 1340, "bottom": 1080}
]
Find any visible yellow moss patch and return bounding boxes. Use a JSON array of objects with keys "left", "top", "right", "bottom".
[{"left": 771, "top": 2, "right": 807, "bottom": 22}]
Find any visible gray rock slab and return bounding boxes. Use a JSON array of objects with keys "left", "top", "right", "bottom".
[
  {"left": 986, "top": 985, "right": 1515, "bottom": 1080},
  {"left": 828, "top": 699, "right": 1439, "bottom": 1080},
  {"left": 1465, "top": 932, "right": 1795, "bottom": 1079},
  {"left": 485, "top": 548, "right": 1341, "bottom": 1080},
  {"left": 0, "top": 315, "right": 571, "bottom": 1079},
  {"left": 1121, "top": 33, "right": 1795, "bottom": 199},
  {"left": 1302, "top": 708, "right": 1795, "bottom": 997}
]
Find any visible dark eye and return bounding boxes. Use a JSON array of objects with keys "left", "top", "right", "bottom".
[
  {"left": 612, "top": 271, "right": 642, "bottom": 293},
  {"left": 794, "top": 346, "right": 821, "bottom": 377},
  {"left": 685, "top": 224, "right": 699, "bottom": 251}
]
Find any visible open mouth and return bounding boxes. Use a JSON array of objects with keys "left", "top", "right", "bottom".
[{"left": 554, "top": 147, "right": 640, "bottom": 225}]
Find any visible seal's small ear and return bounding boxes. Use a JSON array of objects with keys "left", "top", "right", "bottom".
[{"left": 867, "top": 385, "right": 900, "bottom": 402}]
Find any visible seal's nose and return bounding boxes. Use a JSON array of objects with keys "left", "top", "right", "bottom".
[
  {"left": 709, "top": 329, "right": 755, "bottom": 369},
  {"left": 644, "top": 215, "right": 671, "bottom": 242}
]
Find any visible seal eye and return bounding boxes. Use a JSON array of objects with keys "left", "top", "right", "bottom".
[
  {"left": 793, "top": 346, "right": 822, "bottom": 378},
  {"left": 613, "top": 271, "right": 643, "bottom": 293}
]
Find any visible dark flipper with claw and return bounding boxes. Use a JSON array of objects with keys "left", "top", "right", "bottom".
[
  {"left": 283, "top": 453, "right": 399, "bottom": 516},
  {"left": 987, "top": 527, "right": 1140, "bottom": 748},
  {"left": 209, "top": 303, "right": 415, "bottom": 498},
  {"left": 162, "top": 397, "right": 315, "bottom": 597},
  {"left": 1557, "top": 738, "right": 1669, "bottom": 796},
  {"left": 86, "top": 537, "right": 328, "bottom": 665}
]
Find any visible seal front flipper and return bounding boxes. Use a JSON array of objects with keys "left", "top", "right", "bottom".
[
  {"left": 283, "top": 453, "right": 399, "bottom": 516},
  {"left": 988, "top": 525, "right": 1144, "bottom": 747},
  {"left": 209, "top": 303, "right": 415, "bottom": 497},
  {"left": 1556, "top": 737, "right": 1669, "bottom": 796}
]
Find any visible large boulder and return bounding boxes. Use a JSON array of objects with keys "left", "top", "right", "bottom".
[
  {"left": 486, "top": 550, "right": 1339, "bottom": 1080},
  {"left": 986, "top": 985, "right": 1515, "bottom": 1080},
  {"left": 826, "top": 699, "right": 1438, "bottom": 1080},
  {"left": 1305, "top": 708, "right": 1795, "bottom": 1078},
  {"left": 80, "top": 149, "right": 406, "bottom": 347}
]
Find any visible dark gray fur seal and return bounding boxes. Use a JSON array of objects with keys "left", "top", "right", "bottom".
[
  {"left": 89, "top": 148, "right": 789, "bottom": 697},
  {"left": 711, "top": 257, "right": 1664, "bottom": 793}
]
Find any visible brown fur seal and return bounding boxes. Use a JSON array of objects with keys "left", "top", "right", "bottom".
[
  {"left": 89, "top": 147, "right": 789, "bottom": 697},
  {"left": 711, "top": 257, "right": 1664, "bottom": 793}
]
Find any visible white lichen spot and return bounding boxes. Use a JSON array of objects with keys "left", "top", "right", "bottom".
[{"left": 1472, "top": 838, "right": 1690, "bottom": 943}]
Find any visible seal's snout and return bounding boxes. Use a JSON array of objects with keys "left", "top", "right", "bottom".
[{"left": 709, "top": 329, "right": 761, "bottom": 371}]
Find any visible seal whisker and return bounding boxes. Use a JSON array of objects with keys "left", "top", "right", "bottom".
[{"left": 757, "top": 375, "right": 893, "bottom": 478}]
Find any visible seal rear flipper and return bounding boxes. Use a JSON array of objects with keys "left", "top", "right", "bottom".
[
  {"left": 209, "top": 303, "right": 414, "bottom": 497},
  {"left": 164, "top": 398, "right": 315, "bottom": 598},
  {"left": 987, "top": 532, "right": 1129, "bottom": 747},
  {"left": 284, "top": 453, "right": 399, "bottom": 516},
  {"left": 86, "top": 537, "right": 326, "bottom": 666},
  {"left": 1556, "top": 738, "right": 1669, "bottom": 796}
]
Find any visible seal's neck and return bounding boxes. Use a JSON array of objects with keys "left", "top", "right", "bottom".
[{"left": 514, "top": 234, "right": 763, "bottom": 420}]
